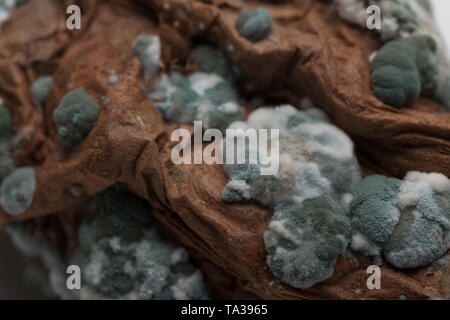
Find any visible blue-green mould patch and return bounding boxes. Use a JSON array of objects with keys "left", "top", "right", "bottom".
[
  {"left": 53, "top": 88, "right": 100, "bottom": 147},
  {"left": 78, "top": 187, "right": 153, "bottom": 252},
  {"left": 77, "top": 187, "right": 209, "bottom": 300},
  {"left": 0, "top": 142, "right": 15, "bottom": 184},
  {"left": 334, "top": 0, "right": 450, "bottom": 110},
  {"left": 3, "top": 186, "right": 208, "bottom": 300},
  {"left": 0, "top": 103, "right": 12, "bottom": 140},
  {"left": 222, "top": 105, "right": 361, "bottom": 288},
  {"left": 70, "top": 184, "right": 83, "bottom": 197},
  {"left": 0, "top": 103, "right": 15, "bottom": 183},
  {"left": 133, "top": 34, "right": 161, "bottom": 79},
  {"left": 351, "top": 175, "right": 402, "bottom": 243},
  {"left": 434, "top": 77, "right": 450, "bottom": 110},
  {"left": 222, "top": 105, "right": 360, "bottom": 210},
  {"left": 31, "top": 75, "right": 53, "bottom": 106},
  {"left": 264, "top": 196, "right": 351, "bottom": 289},
  {"left": 350, "top": 171, "right": 450, "bottom": 269},
  {"left": 235, "top": 8, "right": 272, "bottom": 42},
  {"left": 107, "top": 75, "right": 119, "bottom": 85},
  {"left": 371, "top": 35, "right": 437, "bottom": 107},
  {"left": 149, "top": 44, "right": 242, "bottom": 131},
  {"left": 0, "top": 167, "right": 36, "bottom": 216},
  {"left": 334, "top": 0, "right": 431, "bottom": 41},
  {"left": 192, "top": 45, "right": 239, "bottom": 83},
  {"left": 431, "top": 256, "right": 450, "bottom": 269}
]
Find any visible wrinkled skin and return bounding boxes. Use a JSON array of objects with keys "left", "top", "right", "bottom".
[{"left": 0, "top": 0, "right": 448, "bottom": 300}]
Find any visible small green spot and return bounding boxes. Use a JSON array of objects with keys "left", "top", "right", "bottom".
[
  {"left": 0, "top": 167, "right": 36, "bottom": 216},
  {"left": 235, "top": 8, "right": 272, "bottom": 42}
]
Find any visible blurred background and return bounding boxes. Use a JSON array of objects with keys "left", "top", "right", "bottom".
[
  {"left": 435, "top": 0, "right": 450, "bottom": 51},
  {"left": 0, "top": 0, "right": 449, "bottom": 299}
]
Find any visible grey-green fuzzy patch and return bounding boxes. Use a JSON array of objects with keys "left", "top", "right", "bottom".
[
  {"left": 53, "top": 88, "right": 100, "bottom": 147},
  {"left": 235, "top": 8, "right": 272, "bottom": 42},
  {"left": 0, "top": 167, "right": 36, "bottom": 216},
  {"left": 31, "top": 76, "right": 53, "bottom": 105},
  {"left": 264, "top": 196, "right": 351, "bottom": 289},
  {"left": 0, "top": 103, "right": 12, "bottom": 141}
]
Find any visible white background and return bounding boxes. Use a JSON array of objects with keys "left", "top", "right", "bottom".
[{"left": 433, "top": 0, "right": 450, "bottom": 51}]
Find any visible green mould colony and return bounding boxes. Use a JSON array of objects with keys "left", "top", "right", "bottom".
[
  {"left": 334, "top": 0, "right": 450, "bottom": 109},
  {"left": 0, "top": 0, "right": 449, "bottom": 299}
]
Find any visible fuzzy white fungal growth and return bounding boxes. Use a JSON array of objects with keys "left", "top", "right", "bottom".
[
  {"left": 170, "top": 247, "right": 189, "bottom": 265},
  {"left": 264, "top": 197, "right": 351, "bottom": 289},
  {"left": 350, "top": 171, "right": 450, "bottom": 268},
  {"left": 397, "top": 171, "right": 450, "bottom": 208},
  {"left": 149, "top": 71, "right": 243, "bottom": 131},
  {"left": 148, "top": 44, "right": 244, "bottom": 131},
  {"left": 334, "top": 0, "right": 450, "bottom": 110},
  {"left": 333, "top": 0, "right": 367, "bottom": 28},
  {"left": 78, "top": 187, "right": 209, "bottom": 300},
  {"left": 223, "top": 103, "right": 360, "bottom": 289},
  {"left": 0, "top": 0, "right": 24, "bottom": 26},
  {"left": 350, "top": 232, "right": 381, "bottom": 256},
  {"left": 0, "top": 167, "right": 36, "bottom": 215},
  {"left": 107, "top": 75, "right": 119, "bottom": 85},
  {"left": 189, "top": 73, "right": 224, "bottom": 96},
  {"left": 84, "top": 247, "right": 108, "bottom": 286},
  {"left": 223, "top": 104, "right": 360, "bottom": 209},
  {"left": 134, "top": 34, "right": 161, "bottom": 80}
]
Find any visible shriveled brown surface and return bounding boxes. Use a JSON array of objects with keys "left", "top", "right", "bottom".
[{"left": 0, "top": 0, "right": 448, "bottom": 299}]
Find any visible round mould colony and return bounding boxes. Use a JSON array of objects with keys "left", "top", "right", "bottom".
[
  {"left": 0, "top": 141, "right": 15, "bottom": 184},
  {"left": 0, "top": 102, "right": 37, "bottom": 216},
  {"left": 222, "top": 104, "right": 361, "bottom": 288},
  {"left": 148, "top": 42, "right": 244, "bottom": 132},
  {"left": 133, "top": 34, "right": 161, "bottom": 81},
  {"left": 333, "top": 0, "right": 450, "bottom": 110},
  {"left": 77, "top": 186, "right": 209, "bottom": 300},
  {"left": 371, "top": 35, "right": 437, "bottom": 107},
  {"left": 350, "top": 171, "right": 450, "bottom": 269},
  {"left": 264, "top": 196, "right": 351, "bottom": 289},
  {"left": 222, "top": 104, "right": 361, "bottom": 210},
  {"left": 31, "top": 75, "right": 53, "bottom": 106},
  {"left": 0, "top": 103, "right": 15, "bottom": 185},
  {"left": 53, "top": 88, "right": 100, "bottom": 148},
  {"left": 0, "top": 167, "right": 36, "bottom": 216},
  {"left": 235, "top": 7, "right": 272, "bottom": 42}
]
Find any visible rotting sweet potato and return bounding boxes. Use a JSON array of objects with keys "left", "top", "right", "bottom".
[{"left": 0, "top": 0, "right": 448, "bottom": 299}]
